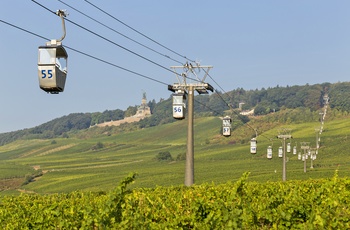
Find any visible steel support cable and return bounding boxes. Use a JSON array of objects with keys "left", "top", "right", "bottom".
[
  {"left": 1, "top": 16, "right": 221, "bottom": 115},
  {"left": 32, "top": 0, "right": 228, "bottom": 117},
  {"left": 83, "top": 0, "right": 196, "bottom": 63},
  {"left": 3, "top": 14, "right": 254, "bottom": 131},
  {"left": 31, "top": 0, "right": 183, "bottom": 78},
  {"left": 32, "top": 0, "right": 206, "bottom": 84},
  {"left": 193, "top": 97, "right": 223, "bottom": 115},
  {"left": 0, "top": 19, "right": 168, "bottom": 86},
  {"left": 57, "top": 0, "right": 183, "bottom": 65},
  {"left": 206, "top": 70, "right": 274, "bottom": 141},
  {"left": 214, "top": 89, "right": 273, "bottom": 141}
]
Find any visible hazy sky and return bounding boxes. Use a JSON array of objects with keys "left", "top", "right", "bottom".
[{"left": 0, "top": 1, "right": 349, "bottom": 133}]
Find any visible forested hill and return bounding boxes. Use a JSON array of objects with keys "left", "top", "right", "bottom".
[{"left": 0, "top": 81, "right": 349, "bottom": 145}]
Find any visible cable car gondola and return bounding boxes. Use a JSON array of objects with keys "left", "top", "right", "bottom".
[
  {"left": 38, "top": 10, "right": 68, "bottom": 94},
  {"left": 287, "top": 142, "right": 291, "bottom": 153},
  {"left": 267, "top": 146, "right": 272, "bottom": 159},
  {"left": 250, "top": 138, "right": 257, "bottom": 154},
  {"left": 222, "top": 116, "right": 232, "bottom": 137},
  {"left": 172, "top": 90, "right": 186, "bottom": 119},
  {"left": 38, "top": 41, "right": 68, "bottom": 93},
  {"left": 293, "top": 146, "right": 297, "bottom": 155},
  {"left": 278, "top": 146, "right": 283, "bottom": 158}
]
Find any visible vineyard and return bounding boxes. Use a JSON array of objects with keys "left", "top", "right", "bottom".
[{"left": 1, "top": 172, "right": 349, "bottom": 229}]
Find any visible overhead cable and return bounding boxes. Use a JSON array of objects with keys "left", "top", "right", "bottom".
[
  {"left": 57, "top": 0, "right": 184, "bottom": 65},
  {"left": 0, "top": 19, "right": 168, "bottom": 86},
  {"left": 32, "top": 0, "right": 183, "bottom": 78},
  {"left": 83, "top": 0, "right": 196, "bottom": 63}
]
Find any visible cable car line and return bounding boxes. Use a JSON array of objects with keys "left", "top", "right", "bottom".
[
  {"left": 194, "top": 97, "right": 223, "bottom": 115},
  {"left": 0, "top": 18, "right": 241, "bottom": 123},
  {"left": 0, "top": 17, "right": 223, "bottom": 117},
  {"left": 64, "top": 45, "right": 169, "bottom": 86},
  {"left": 0, "top": 19, "right": 49, "bottom": 41},
  {"left": 57, "top": 0, "right": 184, "bottom": 65},
  {"left": 200, "top": 70, "right": 273, "bottom": 141},
  {"left": 34, "top": 0, "right": 208, "bottom": 85},
  {"left": 204, "top": 71, "right": 227, "bottom": 95},
  {"left": 83, "top": 0, "right": 196, "bottom": 63},
  {"left": 0, "top": 18, "right": 169, "bottom": 87},
  {"left": 212, "top": 84, "right": 274, "bottom": 141},
  {"left": 31, "top": 0, "right": 184, "bottom": 79}
]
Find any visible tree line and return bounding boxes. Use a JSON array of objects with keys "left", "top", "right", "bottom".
[{"left": 0, "top": 81, "right": 349, "bottom": 145}]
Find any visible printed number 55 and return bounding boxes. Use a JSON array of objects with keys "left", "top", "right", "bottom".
[{"left": 42, "top": 70, "right": 53, "bottom": 78}]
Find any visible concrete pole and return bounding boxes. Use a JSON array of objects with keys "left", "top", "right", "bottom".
[
  {"left": 282, "top": 137, "right": 287, "bottom": 182},
  {"left": 304, "top": 149, "right": 307, "bottom": 173},
  {"left": 185, "top": 86, "right": 194, "bottom": 186}
]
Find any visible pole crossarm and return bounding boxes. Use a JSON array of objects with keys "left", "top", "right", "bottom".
[{"left": 170, "top": 64, "right": 213, "bottom": 86}]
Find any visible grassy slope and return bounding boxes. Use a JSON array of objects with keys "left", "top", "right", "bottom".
[{"left": 0, "top": 113, "right": 349, "bottom": 194}]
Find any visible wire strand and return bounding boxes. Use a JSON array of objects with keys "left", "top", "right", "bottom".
[
  {"left": 0, "top": 18, "right": 168, "bottom": 86},
  {"left": 32, "top": 0, "right": 183, "bottom": 78},
  {"left": 57, "top": 0, "right": 184, "bottom": 65},
  {"left": 0, "top": 17, "right": 227, "bottom": 121},
  {"left": 83, "top": 0, "right": 196, "bottom": 63}
]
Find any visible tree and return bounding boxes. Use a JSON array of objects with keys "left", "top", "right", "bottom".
[
  {"left": 155, "top": 151, "right": 173, "bottom": 161},
  {"left": 254, "top": 104, "right": 268, "bottom": 115},
  {"left": 125, "top": 106, "right": 137, "bottom": 117}
]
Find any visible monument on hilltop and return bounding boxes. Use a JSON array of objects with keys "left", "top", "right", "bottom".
[{"left": 134, "top": 92, "right": 151, "bottom": 117}]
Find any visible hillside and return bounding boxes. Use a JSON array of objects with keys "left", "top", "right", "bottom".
[
  {"left": 0, "top": 104, "right": 350, "bottom": 194},
  {"left": 1, "top": 81, "right": 350, "bottom": 146},
  {"left": 1, "top": 82, "right": 350, "bottom": 194}
]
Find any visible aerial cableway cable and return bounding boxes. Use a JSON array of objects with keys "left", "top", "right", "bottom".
[
  {"left": 57, "top": 0, "right": 184, "bottom": 65},
  {"left": 32, "top": 0, "right": 182, "bottom": 78},
  {"left": 0, "top": 19, "right": 168, "bottom": 86},
  {"left": 32, "top": 0, "right": 205, "bottom": 84},
  {"left": 1, "top": 17, "right": 227, "bottom": 116},
  {"left": 202, "top": 69, "right": 273, "bottom": 140},
  {"left": 71, "top": 1, "right": 274, "bottom": 140},
  {"left": 54, "top": 0, "right": 231, "bottom": 117},
  {"left": 83, "top": 0, "right": 196, "bottom": 63},
  {"left": 1, "top": 19, "right": 232, "bottom": 119}
]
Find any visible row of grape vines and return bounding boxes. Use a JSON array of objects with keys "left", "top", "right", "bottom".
[{"left": 1, "top": 172, "right": 349, "bottom": 229}]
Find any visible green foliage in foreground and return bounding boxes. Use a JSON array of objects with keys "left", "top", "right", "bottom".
[{"left": 1, "top": 172, "right": 350, "bottom": 229}]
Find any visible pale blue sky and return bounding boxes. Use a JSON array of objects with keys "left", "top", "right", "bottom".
[{"left": 0, "top": 1, "right": 349, "bottom": 133}]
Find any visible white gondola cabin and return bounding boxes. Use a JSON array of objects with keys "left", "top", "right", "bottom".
[
  {"left": 278, "top": 146, "right": 283, "bottom": 158},
  {"left": 38, "top": 40, "right": 68, "bottom": 94},
  {"left": 293, "top": 146, "right": 297, "bottom": 155},
  {"left": 172, "top": 90, "right": 186, "bottom": 119},
  {"left": 250, "top": 138, "right": 257, "bottom": 154},
  {"left": 298, "top": 152, "right": 302, "bottom": 160},
  {"left": 222, "top": 116, "right": 232, "bottom": 137},
  {"left": 38, "top": 10, "right": 68, "bottom": 94},
  {"left": 267, "top": 146, "right": 272, "bottom": 159},
  {"left": 287, "top": 142, "right": 291, "bottom": 153}
]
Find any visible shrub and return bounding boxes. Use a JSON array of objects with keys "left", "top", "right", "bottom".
[
  {"left": 91, "top": 142, "right": 104, "bottom": 150},
  {"left": 155, "top": 151, "right": 173, "bottom": 161}
]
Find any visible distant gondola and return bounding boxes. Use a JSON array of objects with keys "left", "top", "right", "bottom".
[{"left": 222, "top": 116, "right": 232, "bottom": 137}]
